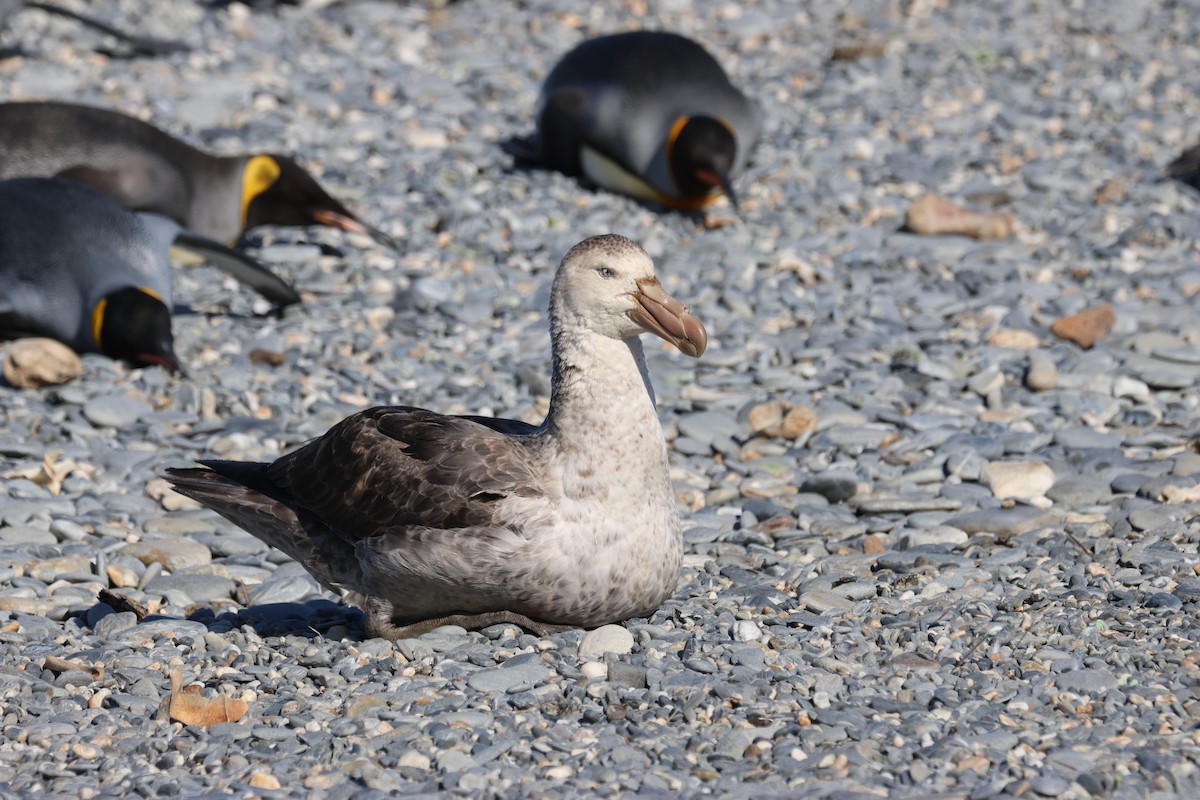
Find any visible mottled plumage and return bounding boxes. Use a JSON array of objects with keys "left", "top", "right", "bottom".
[{"left": 167, "top": 234, "right": 708, "bottom": 638}]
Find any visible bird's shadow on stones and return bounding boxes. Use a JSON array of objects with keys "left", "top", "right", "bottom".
[{"left": 86, "top": 597, "right": 371, "bottom": 641}]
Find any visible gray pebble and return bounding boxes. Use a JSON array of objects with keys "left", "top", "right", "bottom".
[{"left": 82, "top": 394, "right": 152, "bottom": 428}]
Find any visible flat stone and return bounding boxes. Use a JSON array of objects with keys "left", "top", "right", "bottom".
[
  {"left": 1054, "top": 668, "right": 1116, "bottom": 694},
  {"left": 0, "top": 526, "right": 58, "bottom": 545},
  {"left": 896, "top": 526, "right": 969, "bottom": 549},
  {"left": 121, "top": 538, "right": 212, "bottom": 571},
  {"left": 1111, "top": 473, "right": 1150, "bottom": 494},
  {"left": 982, "top": 460, "right": 1055, "bottom": 500},
  {"left": 1128, "top": 506, "right": 1183, "bottom": 531},
  {"left": 944, "top": 507, "right": 1055, "bottom": 536},
  {"left": 144, "top": 573, "right": 236, "bottom": 603},
  {"left": 27, "top": 554, "right": 93, "bottom": 583},
  {"left": 798, "top": 474, "right": 858, "bottom": 503},
  {"left": 607, "top": 662, "right": 648, "bottom": 689},
  {"left": 1046, "top": 476, "right": 1113, "bottom": 506},
  {"left": 853, "top": 496, "right": 962, "bottom": 513},
  {"left": 94, "top": 611, "right": 138, "bottom": 639},
  {"left": 117, "top": 619, "right": 210, "bottom": 644},
  {"left": 799, "top": 590, "right": 854, "bottom": 613},
  {"left": 676, "top": 412, "right": 740, "bottom": 445},
  {"left": 82, "top": 394, "right": 152, "bottom": 428},
  {"left": 466, "top": 659, "right": 549, "bottom": 694},
  {"left": 1053, "top": 428, "right": 1124, "bottom": 450}
]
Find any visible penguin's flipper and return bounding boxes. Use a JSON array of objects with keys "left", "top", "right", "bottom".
[
  {"left": 26, "top": 2, "right": 190, "bottom": 56},
  {"left": 534, "top": 88, "right": 591, "bottom": 176},
  {"left": 501, "top": 133, "right": 542, "bottom": 164},
  {"left": 172, "top": 232, "right": 302, "bottom": 308}
]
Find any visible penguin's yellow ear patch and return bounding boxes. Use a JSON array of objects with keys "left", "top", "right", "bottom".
[{"left": 240, "top": 155, "right": 282, "bottom": 228}]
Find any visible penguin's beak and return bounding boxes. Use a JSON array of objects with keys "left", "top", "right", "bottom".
[
  {"left": 138, "top": 350, "right": 186, "bottom": 376},
  {"left": 694, "top": 168, "right": 739, "bottom": 210},
  {"left": 311, "top": 208, "right": 399, "bottom": 252}
]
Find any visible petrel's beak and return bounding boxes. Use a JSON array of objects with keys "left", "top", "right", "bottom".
[
  {"left": 628, "top": 278, "right": 707, "bottom": 358},
  {"left": 312, "top": 208, "right": 399, "bottom": 252}
]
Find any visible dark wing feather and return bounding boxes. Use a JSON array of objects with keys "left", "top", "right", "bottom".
[{"left": 265, "top": 406, "right": 545, "bottom": 544}]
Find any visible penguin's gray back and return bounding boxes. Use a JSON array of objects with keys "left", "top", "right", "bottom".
[
  {"left": 0, "top": 177, "right": 177, "bottom": 353},
  {"left": 0, "top": 102, "right": 244, "bottom": 242},
  {"left": 539, "top": 31, "right": 760, "bottom": 180}
]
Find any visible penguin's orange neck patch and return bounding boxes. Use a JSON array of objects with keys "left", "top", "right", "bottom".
[
  {"left": 91, "top": 287, "right": 163, "bottom": 352},
  {"left": 665, "top": 116, "right": 690, "bottom": 166},
  {"left": 137, "top": 286, "right": 163, "bottom": 303},
  {"left": 655, "top": 192, "right": 721, "bottom": 212},
  {"left": 240, "top": 155, "right": 282, "bottom": 230},
  {"left": 90, "top": 298, "right": 107, "bottom": 351}
]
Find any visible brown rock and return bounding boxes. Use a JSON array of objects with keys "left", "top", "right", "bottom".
[
  {"left": 249, "top": 348, "right": 286, "bottom": 367},
  {"left": 747, "top": 401, "right": 786, "bottom": 436},
  {"left": 1050, "top": 303, "right": 1115, "bottom": 349},
  {"left": 248, "top": 774, "right": 282, "bottom": 791},
  {"left": 904, "top": 194, "right": 1014, "bottom": 240},
  {"left": 166, "top": 669, "right": 248, "bottom": 726},
  {"left": 746, "top": 401, "right": 817, "bottom": 440},
  {"left": 3, "top": 338, "right": 81, "bottom": 388},
  {"left": 862, "top": 533, "right": 889, "bottom": 555},
  {"left": 1094, "top": 178, "right": 1125, "bottom": 205},
  {"left": 781, "top": 405, "right": 818, "bottom": 439},
  {"left": 830, "top": 40, "right": 887, "bottom": 61}
]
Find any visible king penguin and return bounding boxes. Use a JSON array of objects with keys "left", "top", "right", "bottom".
[
  {"left": 506, "top": 31, "right": 760, "bottom": 212},
  {"left": 0, "top": 178, "right": 301, "bottom": 372},
  {"left": 0, "top": 101, "right": 397, "bottom": 250}
]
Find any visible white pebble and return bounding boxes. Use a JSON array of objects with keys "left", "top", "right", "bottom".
[
  {"left": 732, "top": 620, "right": 762, "bottom": 642},
  {"left": 578, "top": 624, "right": 634, "bottom": 659},
  {"left": 580, "top": 661, "right": 607, "bottom": 680}
]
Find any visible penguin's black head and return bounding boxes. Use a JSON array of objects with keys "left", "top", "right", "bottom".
[
  {"left": 240, "top": 155, "right": 398, "bottom": 250},
  {"left": 667, "top": 116, "right": 740, "bottom": 209},
  {"left": 92, "top": 287, "right": 183, "bottom": 374}
]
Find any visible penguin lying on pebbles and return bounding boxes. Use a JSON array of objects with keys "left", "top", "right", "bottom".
[
  {"left": 506, "top": 31, "right": 759, "bottom": 212},
  {"left": 0, "top": 1, "right": 189, "bottom": 56},
  {"left": 0, "top": 178, "right": 299, "bottom": 372},
  {"left": 0, "top": 101, "right": 397, "bottom": 250}
]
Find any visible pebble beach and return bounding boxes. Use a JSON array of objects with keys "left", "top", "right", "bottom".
[{"left": 1, "top": 0, "right": 1199, "bottom": 797}]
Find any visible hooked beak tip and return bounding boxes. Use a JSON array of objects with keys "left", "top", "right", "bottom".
[{"left": 312, "top": 209, "right": 399, "bottom": 252}]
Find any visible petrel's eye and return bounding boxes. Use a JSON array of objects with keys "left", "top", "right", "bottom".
[{"left": 597, "top": 266, "right": 615, "bottom": 279}]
